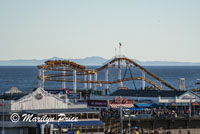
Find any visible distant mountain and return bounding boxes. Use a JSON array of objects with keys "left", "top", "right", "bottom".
[
  {"left": 0, "top": 56, "right": 200, "bottom": 66},
  {"left": 69, "top": 56, "right": 107, "bottom": 66},
  {"left": 0, "top": 56, "right": 107, "bottom": 66}
]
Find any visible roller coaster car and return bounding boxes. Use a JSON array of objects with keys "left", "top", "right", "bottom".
[
  {"left": 45, "top": 60, "right": 55, "bottom": 65},
  {"left": 62, "top": 60, "right": 70, "bottom": 64},
  {"left": 119, "top": 87, "right": 129, "bottom": 90},
  {"left": 44, "top": 60, "right": 86, "bottom": 69}
]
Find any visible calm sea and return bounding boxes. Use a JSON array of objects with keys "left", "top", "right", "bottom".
[{"left": 0, "top": 66, "right": 200, "bottom": 94}]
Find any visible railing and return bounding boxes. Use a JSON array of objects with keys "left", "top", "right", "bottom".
[
  {"left": 101, "top": 113, "right": 200, "bottom": 120},
  {"left": 124, "top": 114, "right": 152, "bottom": 120},
  {"left": 102, "top": 55, "right": 127, "bottom": 66}
]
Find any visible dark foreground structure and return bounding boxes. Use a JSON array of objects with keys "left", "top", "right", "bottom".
[{"left": 103, "top": 118, "right": 200, "bottom": 134}]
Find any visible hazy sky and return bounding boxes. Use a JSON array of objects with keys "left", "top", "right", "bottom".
[{"left": 0, "top": 0, "right": 200, "bottom": 62}]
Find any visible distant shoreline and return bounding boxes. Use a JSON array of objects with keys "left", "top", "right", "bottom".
[{"left": 0, "top": 56, "right": 200, "bottom": 66}]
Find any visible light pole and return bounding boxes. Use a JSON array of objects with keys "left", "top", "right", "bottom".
[
  {"left": 120, "top": 106, "right": 123, "bottom": 134},
  {"left": 124, "top": 115, "right": 131, "bottom": 134},
  {"left": 124, "top": 109, "right": 132, "bottom": 134},
  {"left": 128, "top": 115, "right": 131, "bottom": 134}
]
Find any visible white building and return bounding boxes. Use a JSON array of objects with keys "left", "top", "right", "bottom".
[{"left": 0, "top": 88, "right": 104, "bottom": 134}]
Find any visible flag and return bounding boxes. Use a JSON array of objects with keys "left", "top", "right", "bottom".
[
  {"left": 119, "top": 42, "right": 122, "bottom": 47},
  {"left": 65, "top": 89, "right": 70, "bottom": 94}
]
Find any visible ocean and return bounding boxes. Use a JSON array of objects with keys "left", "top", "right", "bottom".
[{"left": 0, "top": 66, "right": 200, "bottom": 94}]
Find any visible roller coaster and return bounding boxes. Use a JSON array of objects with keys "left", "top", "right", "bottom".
[{"left": 37, "top": 55, "right": 176, "bottom": 94}]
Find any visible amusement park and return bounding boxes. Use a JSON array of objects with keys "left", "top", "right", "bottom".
[
  {"left": 1, "top": 0, "right": 200, "bottom": 133},
  {"left": 1, "top": 44, "right": 200, "bottom": 134}
]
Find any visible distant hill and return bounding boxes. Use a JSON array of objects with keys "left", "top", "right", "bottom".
[
  {"left": 0, "top": 56, "right": 107, "bottom": 66},
  {"left": 71, "top": 56, "right": 107, "bottom": 65},
  {"left": 0, "top": 56, "right": 200, "bottom": 66}
]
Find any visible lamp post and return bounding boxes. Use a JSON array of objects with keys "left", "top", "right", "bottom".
[
  {"left": 124, "top": 115, "right": 131, "bottom": 134},
  {"left": 128, "top": 115, "right": 131, "bottom": 134},
  {"left": 120, "top": 106, "right": 123, "bottom": 134},
  {"left": 124, "top": 109, "right": 132, "bottom": 134}
]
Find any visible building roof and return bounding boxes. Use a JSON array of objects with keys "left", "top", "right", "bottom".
[
  {"left": 0, "top": 92, "right": 28, "bottom": 100},
  {"left": 23, "top": 108, "right": 99, "bottom": 114},
  {"left": 5, "top": 87, "right": 22, "bottom": 94},
  {"left": 0, "top": 87, "right": 27, "bottom": 100},
  {"left": 109, "top": 89, "right": 186, "bottom": 97}
]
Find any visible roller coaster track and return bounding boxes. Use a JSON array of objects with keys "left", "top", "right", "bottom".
[
  {"left": 96, "top": 57, "right": 176, "bottom": 90},
  {"left": 45, "top": 76, "right": 163, "bottom": 90},
  {"left": 38, "top": 56, "right": 176, "bottom": 90}
]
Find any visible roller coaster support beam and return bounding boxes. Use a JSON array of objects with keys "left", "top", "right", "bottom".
[
  {"left": 89, "top": 74, "right": 92, "bottom": 89},
  {"left": 142, "top": 71, "right": 145, "bottom": 90},
  {"left": 84, "top": 73, "right": 87, "bottom": 90},
  {"left": 105, "top": 68, "right": 109, "bottom": 95},
  {"left": 160, "top": 82, "right": 162, "bottom": 89},
  {"left": 62, "top": 67, "right": 66, "bottom": 89},
  {"left": 94, "top": 72, "right": 97, "bottom": 90},
  {"left": 118, "top": 60, "right": 123, "bottom": 88},
  {"left": 73, "top": 70, "right": 77, "bottom": 102},
  {"left": 96, "top": 57, "right": 176, "bottom": 90}
]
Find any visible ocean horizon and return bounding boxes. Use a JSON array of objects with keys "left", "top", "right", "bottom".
[{"left": 0, "top": 66, "right": 200, "bottom": 94}]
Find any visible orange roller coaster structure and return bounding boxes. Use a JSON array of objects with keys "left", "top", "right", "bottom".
[{"left": 37, "top": 56, "right": 176, "bottom": 92}]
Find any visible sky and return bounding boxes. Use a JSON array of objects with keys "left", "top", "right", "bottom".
[{"left": 0, "top": 0, "right": 200, "bottom": 62}]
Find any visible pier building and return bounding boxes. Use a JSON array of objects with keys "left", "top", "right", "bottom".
[{"left": 0, "top": 88, "right": 104, "bottom": 134}]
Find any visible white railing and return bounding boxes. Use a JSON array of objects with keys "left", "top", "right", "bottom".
[{"left": 102, "top": 55, "right": 127, "bottom": 66}]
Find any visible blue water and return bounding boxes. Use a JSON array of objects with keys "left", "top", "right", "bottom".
[{"left": 0, "top": 66, "right": 200, "bottom": 94}]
